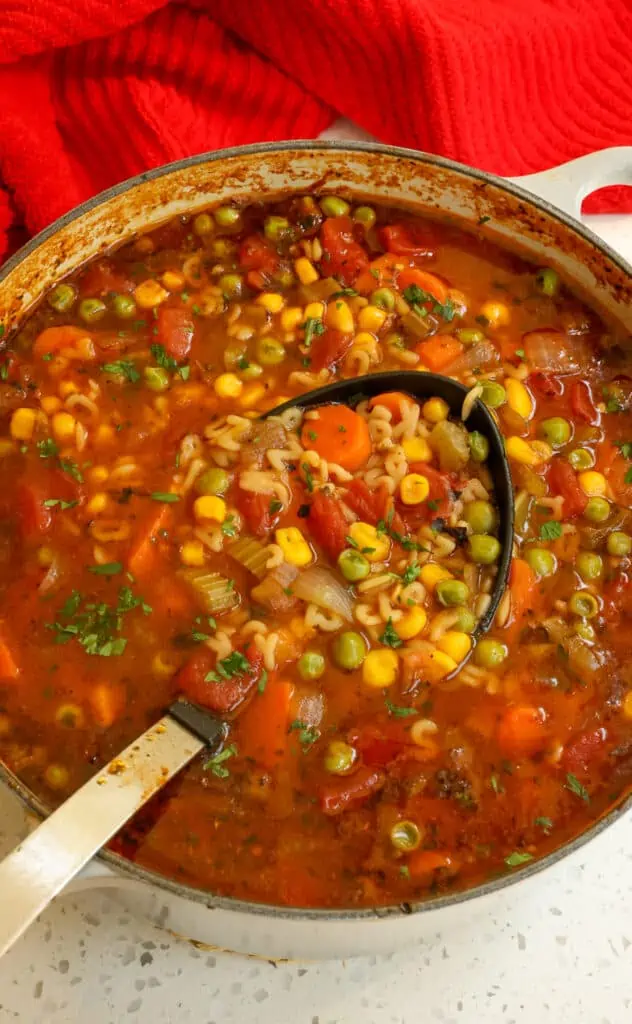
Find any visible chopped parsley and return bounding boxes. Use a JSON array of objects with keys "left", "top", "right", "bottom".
[
  {"left": 478, "top": 215, "right": 491, "bottom": 225},
  {"left": 379, "top": 617, "right": 403, "bottom": 649},
  {"left": 426, "top": 499, "right": 440, "bottom": 513},
  {"left": 221, "top": 515, "right": 237, "bottom": 538},
  {"left": 399, "top": 865, "right": 411, "bottom": 879},
  {"left": 257, "top": 668, "right": 268, "bottom": 694},
  {"left": 59, "top": 458, "right": 83, "bottom": 483},
  {"left": 565, "top": 772, "right": 590, "bottom": 803},
  {"left": 402, "top": 283, "right": 455, "bottom": 323},
  {"left": 307, "top": 430, "right": 318, "bottom": 442},
  {"left": 539, "top": 520, "right": 562, "bottom": 541},
  {"left": 88, "top": 562, "right": 123, "bottom": 576},
  {"left": 0, "top": 362, "right": 8, "bottom": 381},
  {"left": 102, "top": 360, "right": 140, "bottom": 384},
  {"left": 48, "top": 585, "right": 150, "bottom": 657},
  {"left": 515, "top": 348, "right": 526, "bottom": 359},
  {"left": 204, "top": 650, "right": 251, "bottom": 684},
  {"left": 615, "top": 441, "right": 632, "bottom": 459},
  {"left": 37, "top": 438, "right": 59, "bottom": 459},
  {"left": 302, "top": 317, "right": 325, "bottom": 348},
  {"left": 504, "top": 851, "right": 533, "bottom": 868},
  {"left": 626, "top": 467, "right": 632, "bottom": 485},
  {"left": 289, "top": 719, "right": 319, "bottom": 751},
  {"left": 204, "top": 743, "right": 237, "bottom": 778},
  {"left": 150, "top": 342, "right": 190, "bottom": 381},
  {"left": 269, "top": 499, "right": 283, "bottom": 515},
  {"left": 237, "top": 356, "right": 250, "bottom": 371},
  {"left": 302, "top": 463, "right": 315, "bottom": 493},
  {"left": 534, "top": 816, "right": 554, "bottom": 833},
  {"left": 602, "top": 384, "right": 624, "bottom": 413},
  {"left": 384, "top": 698, "right": 416, "bottom": 718},
  {"left": 490, "top": 773, "right": 504, "bottom": 795},
  {"left": 151, "top": 491, "right": 180, "bottom": 503},
  {"left": 330, "top": 288, "right": 358, "bottom": 298},
  {"left": 42, "top": 498, "right": 78, "bottom": 511}
]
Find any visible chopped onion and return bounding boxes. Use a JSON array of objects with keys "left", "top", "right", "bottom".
[
  {"left": 523, "top": 329, "right": 593, "bottom": 374},
  {"left": 290, "top": 690, "right": 325, "bottom": 729},
  {"left": 446, "top": 341, "right": 500, "bottom": 376},
  {"left": 39, "top": 559, "right": 61, "bottom": 595},
  {"left": 293, "top": 566, "right": 354, "bottom": 622}
]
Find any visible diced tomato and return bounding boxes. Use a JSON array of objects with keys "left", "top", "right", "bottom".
[
  {"left": 239, "top": 234, "right": 279, "bottom": 275},
  {"left": 235, "top": 488, "right": 274, "bottom": 538},
  {"left": 605, "top": 451, "right": 632, "bottom": 508},
  {"left": 343, "top": 479, "right": 406, "bottom": 534},
  {"left": 309, "top": 328, "right": 354, "bottom": 373},
  {"left": 570, "top": 380, "right": 599, "bottom": 425},
  {"left": 561, "top": 728, "right": 608, "bottom": 775},
  {"left": 78, "top": 260, "right": 130, "bottom": 296},
  {"left": 547, "top": 458, "right": 587, "bottom": 517},
  {"left": 319, "top": 765, "right": 386, "bottom": 815},
  {"left": 407, "top": 849, "right": 458, "bottom": 882},
  {"left": 16, "top": 480, "right": 53, "bottom": 539},
  {"left": 348, "top": 720, "right": 412, "bottom": 767},
  {"left": 497, "top": 705, "right": 548, "bottom": 758},
  {"left": 378, "top": 222, "right": 436, "bottom": 258},
  {"left": 0, "top": 626, "right": 19, "bottom": 681},
  {"left": 402, "top": 462, "right": 453, "bottom": 521},
  {"left": 157, "top": 307, "right": 194, "bottom": 360},
  {"left": 305, "top": 490, "right": 348, "bottom": 561},
  {"left": 176, "top": 643, "right": 263, "bottom": 715},
  {"left": 602, "top": 570, "right": 630, "bottom": 623},
  {"left": 319, "top": 216, "right": 369, "bottom": 285},
  {"left": 528, "top": 372, "right": 564, "bottom": 399},
  {"left": 33, "top": 325, "right": 88, "bottom": 358}
]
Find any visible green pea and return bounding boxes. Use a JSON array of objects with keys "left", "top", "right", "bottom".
[
  {"left": 264, "top": 216, "right": 291, "bottom": 243},
  {"left": 47, "top": 283, "right": 77, "bottom": 313},
  {"left": 536, "top": 268, "right": 560, "bottom": 297},
  {"left": 320, "top": 196, "right": 350, "bottom": 218},
  {"left": 239, "top": 361, "right": 264, "bottom": 381},
  {"left": 218, "top": 273, "right": 243, "bottom": 299},
  {"left": 209, "top": 238, "right": 236, "bottom": 259},
  {"left": 352, "top": 205, "right": 377, "bottom": 228},
  {"left": 338, "top": 548, "right": 371, "bottom": 582},
  {"left": 213, "top": 205, "right": 241, "bottom": 228},
  {"left": 193, "top": 213, "right": 214, "bottom": 236},
  {"left": 568, "top": 448, "right": 594, "bottom": 471},
  {"left": 524, "top": 547, "right": 557, "bottom": 577},
  {"left": 384, "top": 331, "right": 406, "bottom": 350},
  {"left": 469, "top": 431, "right": 490, "bottom": 464},
  {"left": 574, "top": 620, "right": 596, "bottom": 641},
  {"left": 607, "top": 531, "right": 631, "bottom": 557},
  {"left": 298, "top": 651, "right": 326, "bottom": 681},
  {"left": 454, "top": 608, "right": 477, "bottom": 633},
  {"left": 468, "top": 534, "right": 501, "bottom": 565},
  {"left": 539, "top": 417, "right": 571, "bottom": 448},
  {"left": 144, "top": 366, "right": 170, "bottom": 392},
  {"left": 464, "top": 499, "right": 496, "bottom": 534},
  {"left": 569, "top": 591, "right": 599, "bottom": 619},
  {"left": 474, "top": 638, "right": 508, "bottom": 668},
  {"left": 576, "top": 550, "right": 603, "bottom": 581},
  {"left": 44, "top": 763, "right": 70, "bottom": 790},
  {"left": 256, "top": 337, "right": 286, "bottom": 366},
  {"left": 584, "top": 496, "right": 610, "bottom": 523},
  {"left": 390, "top": 820, "right": 421, "bottom": 852},
  {"left": 457, "top": 328, "right": 486, "bottom": 345},
  {"left": 78, "top": 298, "right": 106, "bottom": 323},
  {"left": 112, "top": 293, "right": 137, "bottom": 320},
  {"left": 332, "top": 631, "right": 367, "bottom": 671},
  {"left": 479, "top": 380, "right": 506, "bottom": 408},
  {"left": 435, "top": 579, "right": 470, "bottom": 607},
  {"left": 195, "top": 467, "right": 230, "bottom": 496},
  {"left": 324, "top": 740, "right": 356, "bottom": 775},
  {"left": 368, "top": 287, "right": 395, "bottom": 312}
]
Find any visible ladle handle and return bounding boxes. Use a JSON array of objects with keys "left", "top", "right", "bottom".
[{"left": 0, "top": 714, "right": 204, "bottom": 958}]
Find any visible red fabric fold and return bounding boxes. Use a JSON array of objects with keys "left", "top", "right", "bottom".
[{"left": 0, "top": 0, "right": 631, "bottom": 263}]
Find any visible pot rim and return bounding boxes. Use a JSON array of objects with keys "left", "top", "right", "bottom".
[{"left": 1, "top": 137, "right": 630, "bottom": 924}]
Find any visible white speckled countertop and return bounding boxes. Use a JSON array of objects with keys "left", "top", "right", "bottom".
[{"left": 0, "top": 146, "right": 631, "bottom": 1022}]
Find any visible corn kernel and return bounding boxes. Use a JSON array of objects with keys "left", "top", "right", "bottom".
[
  {"left": 304, "top": 301, "right": 325, "bottom": 321},
  {"left": 152, "top": 651, "right": 179, "bottom": 678},
  {"left": 52, "top": 411, "right": 76, "bottom": 442},
  {"left": 357, "top": 305, "right": 387, "bottom": 332},
  {"left": 348, "top": 521, "right": 390, "bottom": 563},
  {"left": 88, "top": 465, "right": 109, "bottom": 485},
  {"left": 362, "top": 649, "right": 399, "bottom": 689},
  {"left": 86, "top": 492, "right": 109, "bottom": 515},
  {"left": 193, "top": 495, "right": 227, "bottom": 523},
  {"left": 437, "top": 631, "right": 472, "bottom": 662},
  {"left": 280, "top": 307, "right": 303, "bottom": 331},
  {"left": 480, "top": 301, "right": 510, "bottom": 328},
  {"left": 134, "top": 279, "right": 169, "bottom": 309},
  {"left": 95, "top": 424, "right": 115, "bottom": 446},
  {"left": 422, "top": 397, "right": 449, "bottom": 423},
  {"left": 0, "top": 440, "right": 16, "bottom": 457},
  {"left": 410, "top": 718, "right": 439, "bottom": 746},
  {"left": 37, "top": 546, "right": 55, "bottom": 569},
  {"left": 426, "top": 649, "right": 458, "bottom": 681},
  {"left": 395, "top": 607, "right": 427, "bottom": 640},
  {"left": 505, "top": 436, "right": 541, "bottom": 466},
  {"left": 275, "top": 526, "right": 313, "bottom": 567},
  {"left": 400, "top": 473, "right": 430, "bottom": 505},
  {"left": 58, "top": 381, "right": 79, "bottom": 399},
  {"left": 294, "top": 258, "right": 319, "bottom": 285},
  {"left": 578, "top": 470, "right": 607, "bottom": 496},
  {"left": 180, "top": 540, "right": 206, "bottom": 567},
  {"left": 161, "top": 270, "right": 185, "bottom": 292},
  {"left": 10, "top": 407, "right": 37, "bottom": 441},
  {"left": 420, "top": 563, "right": 453, "bottom": 590},
  {"left": 402, "top": 436, "right": 433, "bottom": 463},
  {"left": 529, "top": 440, "right": 553, "bottom": 463},
  {"left": 622, "top": 691, "right": 632, "bottom": 720},
  {"left": 257, "top": 292, "right": 285, "bottom": 314},
  {"left": 41, "top": 396, "right": 62, "bottom": 415},
  {"left": 214, "top": 373, "right": 243, "bottom": 399},
  {"left": 325, "top": 299, "right": 354, "bottom": 334},
  {"left": 351, "top": 331, "right": 378, "bottom": 354},
  {"left": 239, "top": 383, "right": 267, "bottom": 409},
  {"left": 505, "top": 378, "right": 534, "bottom": 420}
]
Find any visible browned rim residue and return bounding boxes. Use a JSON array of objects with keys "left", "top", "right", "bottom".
[{"left": 0, "top": 139, "right": 631, "bottom": 926}]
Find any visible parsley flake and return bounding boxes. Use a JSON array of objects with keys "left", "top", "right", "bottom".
[
  {"left": 539, "top": 520, "right": 562, "bottom": 541},
  {"left": 565, "top": 772, "right": 590, "bottom": 802},
  {"left": 504, "top": 851, "right": 533, "bottom": 867},
  {"left": 379, "top": 617, "right": 403, "bottom": 649}
]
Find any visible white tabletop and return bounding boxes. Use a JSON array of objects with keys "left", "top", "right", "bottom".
[{"left": 0, "top": 194, "right": 630, "bottom": 1023}]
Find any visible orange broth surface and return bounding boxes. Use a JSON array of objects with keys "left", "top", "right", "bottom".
[{"left": 0, "top": 195, "right": 631, "bottom": 908}]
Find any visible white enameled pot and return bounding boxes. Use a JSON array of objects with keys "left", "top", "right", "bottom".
[{"left": 1, "top": 142, "right": 631, "bottom": 961}]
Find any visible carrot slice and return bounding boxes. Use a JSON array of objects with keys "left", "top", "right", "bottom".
[
  {"left": 33, "top": 325, "right": 88, "bottom": 357},
  {"left": 301, "top": 405, "right": 372, "bottom": 471},
  {"left": 367, "top": 391, "right": 413, "bottom": 423},
  {"left": 504, "top": 557, "right": 538, "bottom": 641},
  {"left": 355, "top": 253, "right": 404, "bottom": 294},
  {"left": 416, "top": 335, "right": 464, "bottom": 372},
  {"left": 238, "top": 676, "right": 293, "bottom": 769},
  {"left": 398, "top": 268, "right": 448, "bottom": 304},
  {"left": 0, "top": 626, "right": 19, "bottom": 680},
  {"left": 90, "top": 682, "right": 126, "bottom": 728},
  {"left": 497, "top": 704, "right": 547, "bottom": 757},
  {"left": 408, "top": 849, "right": 458, "bottom": 881},
  {"left": 128, "top": 505, "right": 172, "bottom": 577}
]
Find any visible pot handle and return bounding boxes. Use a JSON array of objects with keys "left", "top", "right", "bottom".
[{"left": 509, "top": 147, "right": 632, "bottom": 219}]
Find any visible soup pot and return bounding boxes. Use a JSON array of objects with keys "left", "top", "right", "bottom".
[{"left": 0, "top": 141, "right": 631, "bottom": 960}]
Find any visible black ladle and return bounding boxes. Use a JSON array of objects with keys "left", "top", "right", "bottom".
[
  {"left": 268, "top": 370, "right": 514, "bottom": 638},
  {"left": 0, "top": 371, "right": 513, "bottom": 956}
]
